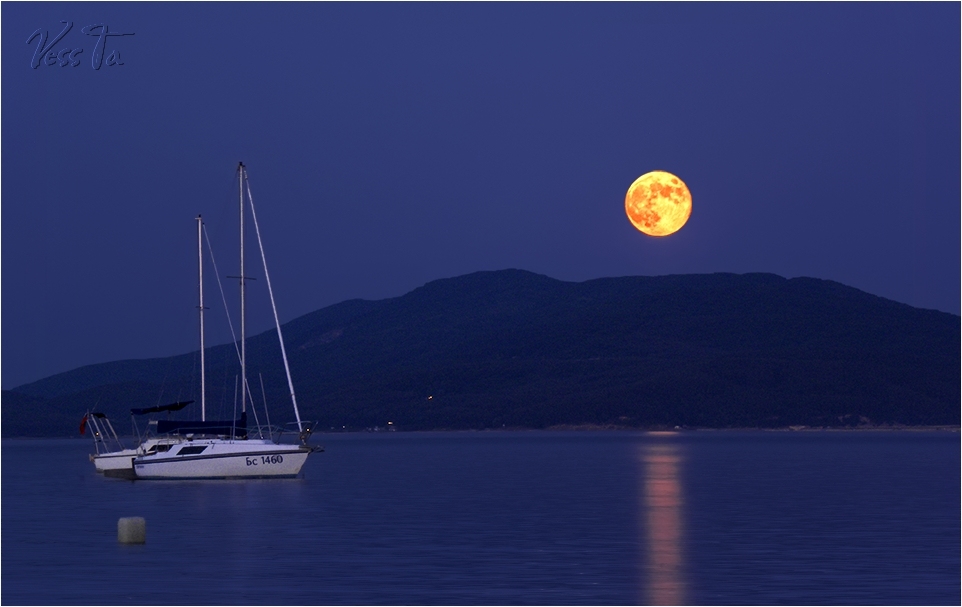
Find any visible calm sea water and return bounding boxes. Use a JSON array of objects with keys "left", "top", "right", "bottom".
[{"left": 2, "top": 431, "right": 959, "bottom": 605}]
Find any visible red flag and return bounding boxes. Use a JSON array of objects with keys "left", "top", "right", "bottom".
[{"left": 79, "top": 414, "right": 88, "bottom": 435}]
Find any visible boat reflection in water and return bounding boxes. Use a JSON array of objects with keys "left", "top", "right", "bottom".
[{"left": 641, "top": 434, "right": 686, "bottom": 606}]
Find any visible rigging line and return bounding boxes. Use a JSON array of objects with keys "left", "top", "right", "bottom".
[
  {"left": 204, "top": 222, "right": 263, "bottom": 438},
  {"left": 211, "top": 167, "right": 242, "bottom": 241},
  {"left": 155, "top": 366, "right": 170, "bottom": 407},
  {"left": 259, "top": 373, "right": 273, "bottom": 441},
  {"left": 202, "top": 224, "right": 245, "bottom": 371},
  {"left": 245, "top": 175, "right": 304, "bottom": 432},
  {"left": 189, "top": 348, "right": 198, "bottom": 402},
  {"left": 231, "top": 375, "right": 238, "bottom": 442},
  {"left": 243, "top": 376, "right": 263, "bottom": 439},
  {"left": 218, "top": 346, "right": 231, "bottom": 419}
]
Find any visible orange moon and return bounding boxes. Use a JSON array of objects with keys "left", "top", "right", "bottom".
[{"left": 625, "top": 171, "right": 692, "bottom": 237}]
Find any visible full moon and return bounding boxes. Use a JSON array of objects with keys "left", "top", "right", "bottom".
[{"left": 625, "top": 171, "right": 692, "bottom": 237}]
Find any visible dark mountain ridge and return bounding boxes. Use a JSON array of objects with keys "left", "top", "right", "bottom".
[{"left": 4, "top": 270, "right": 959, "bottom": 437}]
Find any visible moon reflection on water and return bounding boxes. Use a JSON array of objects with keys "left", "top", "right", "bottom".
[{"left": 641, "top": 437, "right": 686, "bottom": 605}]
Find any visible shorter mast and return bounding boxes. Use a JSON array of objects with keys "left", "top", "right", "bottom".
[
  {"left": 197, "top": 215, "right": 206, "bottom": 421},
  {"left": 239, "top": 162, "right": 247, "bottom": 418}
]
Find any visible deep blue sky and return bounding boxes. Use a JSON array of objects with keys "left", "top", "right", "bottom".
[{"left": 3, "top": 3, "right": 959, "bottom": 390}]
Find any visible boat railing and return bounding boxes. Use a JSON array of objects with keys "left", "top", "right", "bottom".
[
  {"left": 248, "top": 421, "right": 318, "bottom": 445},
  {"left": 83, "top": 411, "right": 127, "bottom": 455},
  {"left": 140, "top": 419, "right": 318, "bottom": 444},
  {"left": 288, "top": 420, "right": 319, "bottom": 445}
]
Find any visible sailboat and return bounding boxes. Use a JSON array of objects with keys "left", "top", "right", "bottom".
[
  {"left": 84, "top": 402, "right": 191, "bottom": 479},
  {"left": 88, "top": 163, "right": 318, "bottom": 479}
]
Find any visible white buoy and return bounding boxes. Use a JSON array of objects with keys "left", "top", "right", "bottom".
[{"left": 117, "top": 517, "right": 146, "bottom": 544}]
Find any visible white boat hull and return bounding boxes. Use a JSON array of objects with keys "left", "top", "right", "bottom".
[
  {"left": 133, "top": 440, "right": 311, "bottom": 479},
  {"left": 92, "top": 437, "right": 187, "bottom": 479},
  {"left": 93, "top": 449, "right": 140, "bottom": 479}
]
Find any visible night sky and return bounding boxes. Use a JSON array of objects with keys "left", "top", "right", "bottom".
[{"left": 3, "top": 3, "right": 958, "bottom": 390}]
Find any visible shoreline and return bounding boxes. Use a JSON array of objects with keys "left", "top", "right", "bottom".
[{"left": 5, "top": 425, "right": 960, "bottom": 440}]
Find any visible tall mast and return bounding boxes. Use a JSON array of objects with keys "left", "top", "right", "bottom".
[
  {"left": 197, "top": 215, "right": 206, "bottom": 421},
  {"left": 239, "top": 162, "right": 246, "bottom": 416}
]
